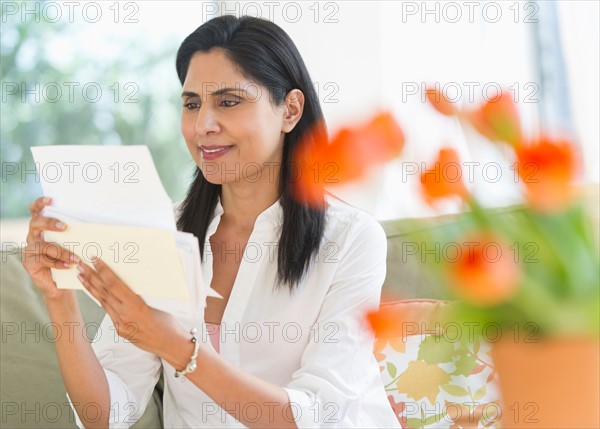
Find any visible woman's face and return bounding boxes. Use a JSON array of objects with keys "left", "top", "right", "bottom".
[{"left": 181, "top": 49, "right": 289, "bottom": 185}]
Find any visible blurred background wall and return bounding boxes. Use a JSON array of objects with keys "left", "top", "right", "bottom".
[{"left": 1, "top": 1, "right": 598, "bottom": 244}]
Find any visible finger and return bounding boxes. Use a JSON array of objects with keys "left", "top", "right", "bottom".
[
  {"left": 77, "top": 262, "right": 122, "bottom": 309},
  {"left": 28, "top": 254, "right": 77, "bottom": 270},
  {"left": 92, "top": 257, "right": 142, "bottom": 305},
  {"left": 77, "top": 261, "right": 117, "bottom": 300},
  {"left": 27, "top": 216, "right": 67, "bottom": 243},
  {"left": 22, "top": 242, "right": 78, "bottom": 269},
  {"left": 76, "top": 264, "right": 139, "bottom": 343},
  {"left": 42, "top": 242, "right": 79, "bottom": 264},
  {"left": 29, "top": 197, "right": 52, "bottom": 218},
  {"left": 23, "top": 241, "right": 79, "bottom": 265},
  {"left": 78, "top": 271, "right": 120, "bottom": 317}
]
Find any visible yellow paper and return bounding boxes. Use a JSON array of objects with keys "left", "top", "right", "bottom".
[{"left": 45, "top": 222, "right": 190, "bottom": 300}]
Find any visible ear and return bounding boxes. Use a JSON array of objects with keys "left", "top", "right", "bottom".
[{"left": 282, "top": 89, "right": 305, "bottom": 133}]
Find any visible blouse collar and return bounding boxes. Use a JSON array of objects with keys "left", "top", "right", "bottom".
[{"left": 206, "top": 195, "right": 283, "bottom": 239}]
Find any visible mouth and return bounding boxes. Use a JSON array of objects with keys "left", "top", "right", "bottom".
[{"left": 199, "top": 145, "right": 234, "bottom": 160}]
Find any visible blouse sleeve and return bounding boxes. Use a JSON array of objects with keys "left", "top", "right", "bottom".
[
  {"left": 282, "top": 217, "right": 388, "bottom": 428},
  {"left": 67, "top": 314, "right": 162, "bottom": 429}
]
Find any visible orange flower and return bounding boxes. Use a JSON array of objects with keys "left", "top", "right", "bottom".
[
  {"left": 516, "top": 137, "right": 578, "bottom": 212},
  {"left": 447, "top": 233, "right": 520, "bottom": 307},
  {"left": 420, "top": 147, "right": 468, "bottom": 204},
  {"left": 425, "top": 86, "right": 459, "bottom": 116},
  {"left": 463, "top": 90, "right": 522, "bottom": 147},
  {"left": 290, "top": 121, "right": 329, "bottom": 208},
  {"left": 365, "top": 305, "right": 406, "bottom": 339},
  {"left": 358, "top": 111, "right": 405, "bottom": 162},
  {"left": 326, "top": 112, "right": 404, "bottom": 182},
  {"left": 291, "top": 112, "right": 404, "bottom": 207}
]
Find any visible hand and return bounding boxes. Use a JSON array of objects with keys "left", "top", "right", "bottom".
[
  {"left": 22, "top": 197, "right": 80, "bottom": 300},
  {"left": 76, "top": 257, "right": 190, "bottom": 358}
]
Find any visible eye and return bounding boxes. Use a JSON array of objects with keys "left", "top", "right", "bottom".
[
  {"left": 220, "top": 99, "right": 240, "bottom": 107},
  {"left": 183, "top": 102, "right": 200, "bottom": 110}
]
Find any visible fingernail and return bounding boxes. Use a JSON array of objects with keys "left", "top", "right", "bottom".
[
  {"left": 56, "top": 222, "right": 66, "bottom": 230},
  {"left": 77, "top": 274, "right": 84, "bottom": 283},
  {"left": 70, "top": 254, "right": 80, "bottom": 263},
  {"left": 91, "top": 256, "right": 99, "bottom": 264},
  {"left": 43, "top": 197, "right": 50, "bottom": 203},
  {"left": 63, "top": 262, "right": 71, "bottom": 268},
  {"left": 77, "top": 265, "right": 84, "bottom": 273}
]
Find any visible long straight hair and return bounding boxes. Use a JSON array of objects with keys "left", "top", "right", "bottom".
[{"left": 175, "top": 15, "right": 327, "bottom": 293}]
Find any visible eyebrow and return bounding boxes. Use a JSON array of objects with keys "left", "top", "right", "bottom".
[{"left": 181, "top": 87, "right": 248, "bottom": 98}]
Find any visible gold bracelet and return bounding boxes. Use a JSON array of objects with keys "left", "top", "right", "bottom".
[{"left": 174, "top": 328, "right": 199, "bottom": 378}]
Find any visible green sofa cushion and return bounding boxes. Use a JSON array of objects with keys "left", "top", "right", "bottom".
[
  {"left": 379, "top": 205, "right": 544, "bottom": 300},
  {"left": 380, "top": 216, "right": 463, "bottom": 300}
]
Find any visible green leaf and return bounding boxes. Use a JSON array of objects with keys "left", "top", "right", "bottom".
[
  {"left": 387, "top": 361, "right": 397, "bottom": 379},
  {"left": 441, "top": 384, "right": 469, "bottom": 397},
  {"left": 474, "top": 383, "right": 487, "bottom": 400},
  {"left": 452, "top": 354, "right": 478, "bottom": 377},
  {"left": 406, "top": 418, "right": 426, "bottom": 429},
  {"left": 417, "top": 335, "right": 455, "bottom": 364}
]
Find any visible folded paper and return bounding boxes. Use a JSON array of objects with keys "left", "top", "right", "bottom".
[{"left": 31, "top": 145, "right": 221, "bottom": 316}]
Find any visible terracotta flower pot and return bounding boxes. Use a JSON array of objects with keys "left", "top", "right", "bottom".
[{"left": 490, "top": 337, "right": 600, "bottom": 428}]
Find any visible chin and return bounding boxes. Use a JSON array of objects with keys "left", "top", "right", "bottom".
[
  {"left": 199, "top": 164, "right": 238, "bottom": 185},
  {"left": 200, "top": 170, "right": 224, "bottom": 185},
  {"left": 202, "top": 175, "right": 226, "bottom": 185}
]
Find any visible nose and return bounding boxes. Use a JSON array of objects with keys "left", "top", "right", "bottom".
[{"left": 194, "top": 106, "right": 220, "bottom": 136}]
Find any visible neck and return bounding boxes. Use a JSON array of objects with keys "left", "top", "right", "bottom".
[{"left": 219, "top": 180, "right": 280, "bottom": 231}]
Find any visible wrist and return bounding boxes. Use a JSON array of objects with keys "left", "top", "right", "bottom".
[
  {"left": 172, "top": 328, "right": 200, "bottom": 378},
  {"left": 44, "top": 289, "right": 78, "bottom": 309},
  {"left": 43, "top": 291, "right": 83, "bottom": 330}
]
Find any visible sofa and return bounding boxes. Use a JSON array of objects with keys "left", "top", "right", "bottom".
[{"left": 1, "top": 206, "right": 517, "bottom": 429}]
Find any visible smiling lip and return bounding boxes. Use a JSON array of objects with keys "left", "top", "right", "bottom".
[{"left": 199, "top": 145, "right": 234, "bottom": 160}]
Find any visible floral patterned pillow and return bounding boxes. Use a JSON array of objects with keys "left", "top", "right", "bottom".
[{"left": 374, "top": 300, "right": 501, "bottom": 428}]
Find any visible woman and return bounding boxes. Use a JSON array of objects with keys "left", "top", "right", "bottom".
[{"left": 23, "top": 15, "right": 401, "bottom": 428}]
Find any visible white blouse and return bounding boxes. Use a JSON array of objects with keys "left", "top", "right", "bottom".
[{"left": 69, "top": 194, "right": 401, "bottom": 428}]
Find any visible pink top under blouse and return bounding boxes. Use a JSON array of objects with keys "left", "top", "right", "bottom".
[{"left": 205, "top": 322, "right": 220, "bottom": 354}]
